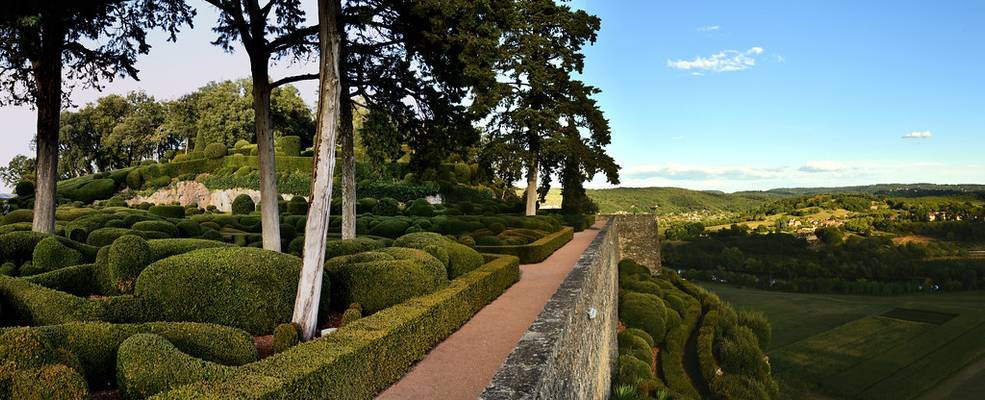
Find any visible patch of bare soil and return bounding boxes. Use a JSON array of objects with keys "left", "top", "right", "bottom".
[{"left": 893, "top": 235, "right": 934, "bottom": 245}]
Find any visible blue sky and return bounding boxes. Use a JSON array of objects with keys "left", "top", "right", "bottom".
[{"left": 1, "top": 0, "right": 983, "bottom": 192}]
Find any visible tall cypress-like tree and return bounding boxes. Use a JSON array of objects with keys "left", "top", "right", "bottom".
[
  {"left": 205, "top": 0, "right": 319, "bottom": 252},
  {"left": 0, "top": 1, "right": 194, "bottom": 233},
  {"left": 486, "top": 0, "right": 617, "bottom": 216}
]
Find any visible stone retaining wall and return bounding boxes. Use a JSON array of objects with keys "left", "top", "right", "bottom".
[
  {"left": 615, "top": 214, "right": 661, "bottom": 273},
  {"left": 480, "top": 218, "right": 621, "bottom": 400}
]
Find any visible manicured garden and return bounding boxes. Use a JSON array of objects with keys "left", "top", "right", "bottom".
[
  {"left": 612, "top": 259, "right": 778, "bottom": 400},
  {"left": 0, "top": 140, "right": 587, "bottom": 399}
]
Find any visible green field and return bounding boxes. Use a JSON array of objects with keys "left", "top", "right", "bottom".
[{"left": 699, "top": 283, "right": 985, "bottom": 400}]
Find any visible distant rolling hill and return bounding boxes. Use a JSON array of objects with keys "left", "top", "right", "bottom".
[{"left": 541, "top": 184, "right": 985, "bottom": 214}]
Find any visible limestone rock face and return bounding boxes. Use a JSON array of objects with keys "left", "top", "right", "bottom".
[{"left": 127, "top": 181, "right": 302, "bottom": 212}]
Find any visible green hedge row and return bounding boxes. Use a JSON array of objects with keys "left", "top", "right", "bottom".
[
  {"left": 151, "top": 254, "right": 520, "bottom": 399},
  {"left": 474, "top": 226, "right": 574, "bottom": 264},
  {"left": 0, "top": 321, "right": 256, "bottom": 393}
]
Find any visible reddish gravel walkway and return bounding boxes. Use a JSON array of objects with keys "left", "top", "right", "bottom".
[{"left": 376, "top": 220, "right": 605, "bottom": 400}]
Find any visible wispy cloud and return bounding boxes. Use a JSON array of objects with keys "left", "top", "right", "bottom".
[
  {"left": 697, "top": 25, "right": 720, "bottom": 33},
  {"left": 798, "top": 161, "right": 850, "bottom": 173},
  {"left": 902, "top": 131, "right": 933, "bottom": 139},
  {"left": 667, "top": 47, "right": 765, "bottom": 73}
]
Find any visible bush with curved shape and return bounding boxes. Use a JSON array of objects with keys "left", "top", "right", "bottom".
[
  {"left": 356, "top": 197, "right": 378, "bottom": 214},
  {"left": 286, "top": 196, "right": 308, "bottom": 215},
  {"left": 204, "top": 143, "right": 227, "bottom": 159},
  {"left": 275, "top": 136, "right": 301, "bottom": 156},
  {"left": 231, "top": 194, "right": 255, "bottom": 215},
  {"left": 116, "top": 333, "right": 234, "bottom": 400},
  {"left": 107, "top": 235, "right": 152, "bottom": 294},
  {"left": 373, "top": 197, "right": 401, "bottom": 216},
  {"left": 2, "top": 209, "right": 33, "bottom": 225},
  {"left": 404, "top": 199, "right": 434, "bottom": 217},
  {"left": 619, "top": 331, "right": 653, "bottom": 364},
  {"left": 0, "top": 231, "right": 49, "bottom": 265},
  {"left": 616, "top": 354, "right": 653, "bottom": 386},
  {"left": 369, "top": 218, "right": 411, "bottom": 238},
  {"left": 27, "top": 237, "right": 84, "bottom": 276},
  {"left": 325, "top": 237, "right": 384, "bottom": 259},
  {"left": 176, "top": 220, "right": 203, "bottom": 238},
  {"left": 132, "top": 220, "right": 179, "bottom": 237},
  {"left": 64, "top": 179, "right": 117, "bottom": 204},
  {"left": 620, "top": 291, "right": 668, "bottom": 343},
  {"left": 272, "top": 323, "right": 301, "bottom": 354},
  {"left": 135, "top": 247, "right": 329, "bottom": 334},
  {"left": 377, "top": 247, "right": 450, "bottom": 290},
  {"left": 9, "top": 364, "right": 88, "bottom": 400},
  {"left": 738, "top": 309, "right": 772, "bottom": 349},
  {"left": 14, "top": 180, "right": 35, "bottom": 197},
  {"left": 86, "top": 228, "right": 149, "bottom": 247},
  {"left": 326, "top": 258, "right": 441, "bottom": 315},
  {"left": 393, "top": 232, "right": 484, "bottom": 279}
]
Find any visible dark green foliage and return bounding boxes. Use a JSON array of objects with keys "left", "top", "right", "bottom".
[
  {"left": 718, "top": 326, "right": 769, "bottom": 378},
  {"left": 108, "top": 235, "right": 152, "bottom": 294},
  {"left": 393, "top": 232, "right": 484, "bottom": 279},
  {"left": 0, "top": 275, "right": 104, "bottom": 325},
  {"left": 619, "top": 331, "right": 653, "bottom": 364},
  {"left": 325, "top": 238, "right": 385, "bottom": 259},
  {"left": 231, "top": 194, "right": 255, "bottom": 215},
  {"left": 359, "top": 182, "right": 441, "bottom": 203},
  {"left": 135, "top": 247, "right": 329, "bottom": 334},
  {"left": 14, "top": 180, "right": 35, "bottom": 197},
  {"left": 620, "top": 292, "right": 667, "bottom": 343},
  {"left": 0, "top": 321, "right": 256, "bottom": 392},
  {"left": 176, "top": 220, "right": 203, "bottom": 237},
  {"left": 272, "top": 323, "right": 301, "bottom": 354},
  {"left": 204, "top": 143, "right": 227, "bottom": 159},
  {"left": 126, "top": 169, "right": 144, "bottom": 190},
  {"left": 357, "top": 198, "right": 378, "bottom": 214},
  {"left": 404, "top": 199, "right": 435, "bottom": 217},
  {"left": 377, "top": 247, "right": 450, "bottom": 290},
  {"left": 616, "top": 354, "right": 653, "bottom": 385},
  {"left": 63, "top": 179, "right": 117, "bottom": 204},
  {"left": 622, "top": 327, "right": 655, "bottom": 348},
  {"left": 369, "top": 218, "right": 411, "bottom": 239},
  {"left": 149, "top": 205, "right": 185, "bottom": 219},
  {"left": 132, "top": 220, "right": 179, "bottom": 237},
  {"left": 475, "top": 227, "right": 574, "bottom": 264},
  {"left": 373, "top": 197, "right": 401, "bottom": 216},
  {"left": 152, "top": 256, "right": 519, "bottom": 399},
  {"left": 286, "top": 196, "right": 308, "bottom": 215},
  {"left": 0, "top": 231, "right": 49, "bottom": 265},
  {"left": 86, "top": 228, "right": 147, "bottom": 247},
  {"left": 24, "top": 264, "right": 97, "bottom": 297},
  {"left": 27, "top": 237, "right": 84, "bottom": 276},
  {"left": 116, "top": 333, "right": 234, "bottom": 400},
  {"left": 326, "top": 258, "right": 443, "bottom": 315}
]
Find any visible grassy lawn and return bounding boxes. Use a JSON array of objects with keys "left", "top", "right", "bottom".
[{"left": 699, "top": 283, "right": 985, "bottom": 400}]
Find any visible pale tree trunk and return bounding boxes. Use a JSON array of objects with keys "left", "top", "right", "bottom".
[
  {"left": 293, "top": 0, "right": 343, "bottom": 341},
  {"left": 251, "top": 66, "right": 282, "bottom": 252},
  {"left": 340, "top": 92, "right": 356, "bottom": 240},
  {"left": 32, "top": 17, "right": 64, "bottom": 234},
  {"left": 524, "top": 157, "right": 538, "bottom": 216}
]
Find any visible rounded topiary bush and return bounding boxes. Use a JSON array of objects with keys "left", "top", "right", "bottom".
[
  {"left": 620, "top": 291, "right": 667, "bottom": 343},
  {"left": 132, "top": 220, "right": 179, "bottom": 237},
  {"left": 135, "top": 247, "right": 329, "bottom": 334},
  {"left": 276, "top": 135, "right": 301, "bottom": 156},
  {"left": 622, "top": 328, "right": 655, "bottom": 348},
  {"left": 618, "top": 330, "right": 653, "bottom": 364},
  {"left": 231, "top": 194, "right": 255, "bottom": 215},
  {"left": 373, "top": 197, "right": 401, "bottom": 216},
  {"left": 86, "top": 228, "right": 145, "bottom": 247},
  {"left": 377, "top": 247, "right": 450, "bottom": 290},
  {"left": 286, "top": 196, "right": 308, "bottom": 215},
  {"left": 204, "top": 143, "right": 227, "bottom": 159},
  {"left": 0, "top": 231, "right": 50, "bottom": 264},
  {"left": 325, "top": 237, "right": 384, "bottom": 259},
  {"left": 27, "top": 237, "right": 84, "bottom": 276},
  {"left": 616, "top": 354, "right": 653, "bottom": 386},
  {"left": 404, "top": 199, "right": 434, "bottom": 217},
  {"left": 272, "top": 323, "right": 301, "bottom": 354},
  {"left": 356, "top": 198, "right": 378, "bottom": 214},
  {"left": 339, "top": 303, "right": 362, "bottom": 327},
  {"left": 369, "top": 218, "right": 411, "bottom": 239},
  {"left": 14, "top": 180, "right": 35, "bottom": 197},
  {"left": 738, "top": 310, "right": 772, "bottom": 349},
  {"left": 326, "top": 258, "right": 441, "bottom": 315},
  {"left": 67, "top": 179, "right": 117, "bottom": 204},
  {"left": 176, "top": 220, "right": 203, "bottom": 238},
  {"left": 392, "top": 232, "right": 484, "bottom": 279},
  {"left": 2, "top": 209, "right": 34, "bottom": 225},
  {"left": 108, "top": 235, "right": 152, "bottom": 294},
  {"left": 116, "top": 333, "right": 234, "bottom": 400}
]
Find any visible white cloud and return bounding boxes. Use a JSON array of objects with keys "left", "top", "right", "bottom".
[
  {"left": 667, "top": 47, "right": 765, "bottom": 73},
  {"left": 798, "top": 161, "right": 850, "bottom": 173},
  {"left": 697, "top": 25, "right": 720, "bottom": 33},
  {"left": 902, "top": 131, "right": 933, "bottom": 139}
]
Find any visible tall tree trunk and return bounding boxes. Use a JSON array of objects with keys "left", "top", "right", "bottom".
[
  {"left": 340, "top": 91, "right": 356, "bottom": 240},
  {"left": 293, "top": 0, "right": 343, "bottom": 341},
  {"left": 251, "top": 62, "right": 283, "bottom": 252},
  {"left": 32, "top": 16, "right": 64, "bottom": 234},
  {"left": 524, "top": 157, "right": 538, "bottom": 216}
]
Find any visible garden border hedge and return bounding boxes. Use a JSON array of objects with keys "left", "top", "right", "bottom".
[
  {"left": 474, "top": 226, "right": 574, "bottom": 263},
  {"left": 151, "top": 254, "right": 520, "bottom": 399}
]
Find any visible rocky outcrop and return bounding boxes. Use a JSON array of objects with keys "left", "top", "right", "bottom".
[{"left": 127, "top": 181, "right": 301, "bottom": 213}]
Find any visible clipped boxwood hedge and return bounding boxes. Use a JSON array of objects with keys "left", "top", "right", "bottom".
[
  {"left": 151, "top": 254, "right": 520, "bottom": 399},
  {"left": 392, "top": 232, "right": 483, "bottom": 279},
  {"left": 135, "top": 247, "right": 329, "bottom": 335},
  {"left": 474, "top": 226, "right": 574, "bottom": 264},
  {"left": 117, "top": 333, "right": 236, "bottom": 399}
]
